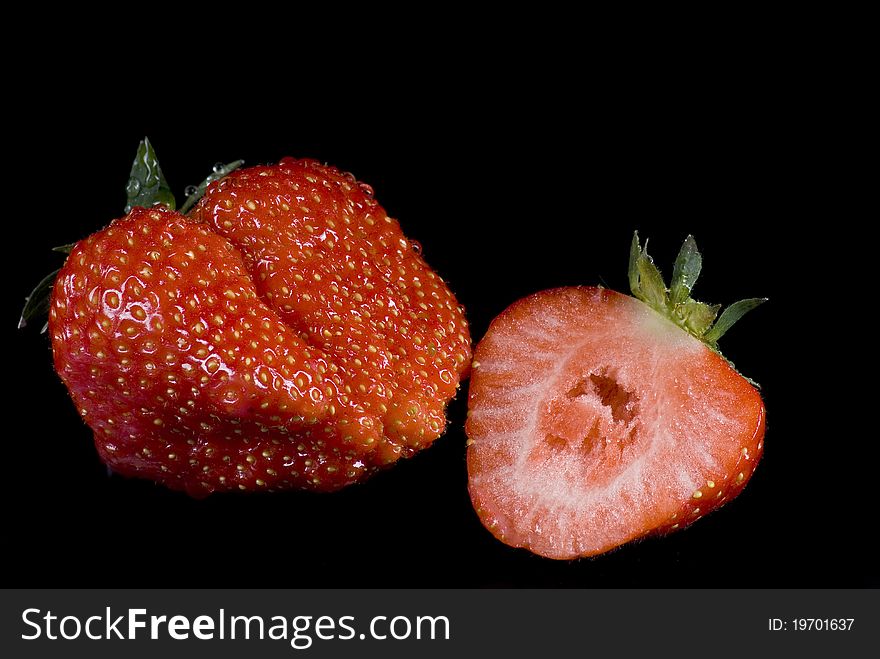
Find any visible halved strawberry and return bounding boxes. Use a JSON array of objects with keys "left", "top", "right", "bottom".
[{"left": 465, "top": 234, "right": 766, "bottom": 559}]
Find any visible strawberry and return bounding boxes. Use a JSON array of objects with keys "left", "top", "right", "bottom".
[
  {"left": 43, "top": 142, "right": 470, "bottom": 496},
  {"left": 465, "top": 234, "right": 766, "bottom": 559},
  {"left": 191, "top": 158, "right": 471, "bottom": 463}
]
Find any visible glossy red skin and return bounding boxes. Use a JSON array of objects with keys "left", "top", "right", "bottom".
[
  {"left": 49, "top": 161, "right": 470, "bottom": 497},
  {"left": 192, "top": 158, "right": 471, "bottom": 462},
  {"left": 465, "top": 287, "right": 766, "bottom": 559}
]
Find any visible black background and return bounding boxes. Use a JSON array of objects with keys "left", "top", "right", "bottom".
[{"left": 5, "top": 55, "right": 871, "bottom": 589}]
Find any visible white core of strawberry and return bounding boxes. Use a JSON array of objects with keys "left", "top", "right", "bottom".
[{"left": 467, "top": 288, "right": 754, "bottom": 558}]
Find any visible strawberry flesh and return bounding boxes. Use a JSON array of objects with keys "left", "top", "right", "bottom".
[{"left": 466, "top": 287, "right": 765, "bottom": 559}]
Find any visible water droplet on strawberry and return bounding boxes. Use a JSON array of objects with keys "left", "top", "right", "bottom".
[
  {"left": 410, "top": 240, "right": 422, "bottom": 254},
  {"left": 185, "top": 185, "right": 198, "bottom": 196},
  {"left": 358, "top": 183, "right": 374, "bottom": 197}
]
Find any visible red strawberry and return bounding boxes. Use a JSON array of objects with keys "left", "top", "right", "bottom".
[
  {"left": 192, "top": 157, "right": 471, "bottom": 462},
  {"left": 465, "top": 234, "right": 765, "bottom": 559},
  {"left": 47, "top": 155, "right": 470, "bottom": 497}
]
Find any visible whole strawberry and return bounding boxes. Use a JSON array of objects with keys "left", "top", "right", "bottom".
[{"left": 44, "top": 142, "right": 471, "bottom": 496}]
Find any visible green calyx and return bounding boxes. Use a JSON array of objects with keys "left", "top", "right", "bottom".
[
  {"left": 629, "top": 232, "right": 766, "bottom": 352},
  {"left": 19, "top": 138, "right": 243, "bottom": 332},
  {"left": 124, "top": 137, "right": 244, "bottom": 213},
  {"left": 180, "top": 159, "right": 244, "bottom": 214},
  {"left": 124, "top": 137, "right": 176, "bottom": 213}
]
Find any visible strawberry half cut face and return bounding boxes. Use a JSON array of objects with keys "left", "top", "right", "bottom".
[{"left": 466, "top": 237, "right": 766, "bottom": 560}]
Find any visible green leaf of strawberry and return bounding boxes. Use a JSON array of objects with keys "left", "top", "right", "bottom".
[
  {"left": 124, "top": 137, "right": 176, "bottom": 212},
  {"left": 179, "top": 160, "right": 244, "bottom": 214},
  {"left": 18, "top": 268, "right": 60, "bottom": 331},
  {"left": 635, "top": 241, "right": 667, "bottom": 310},
  {"left": 669, "top": 234, "right": 701, "bottom": 307},
  {"left": 704, "top": 297, "right": 768, "bottom": 345}
]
